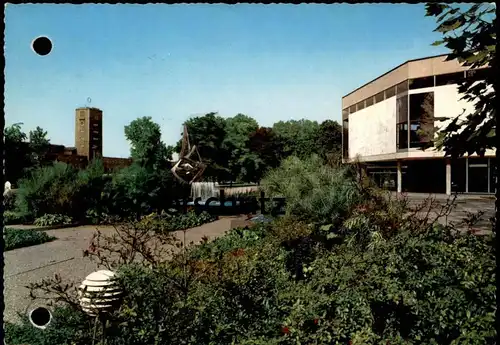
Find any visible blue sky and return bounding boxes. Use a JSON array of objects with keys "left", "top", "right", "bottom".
[{"left": 5, "top": 4, "right": 449, "bottom": 158}]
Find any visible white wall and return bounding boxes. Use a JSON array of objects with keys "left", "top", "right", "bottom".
[
  {"left": 347, "top": 83, "right": 495, "bottom": 161},
  {"left": 348, "top": 97, "right": 396, "bottom": 158},
  {"left": 431, "top": 83, "right": 483, "bottom": 133}
]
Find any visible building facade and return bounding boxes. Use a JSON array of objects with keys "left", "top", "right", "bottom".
[
  {"left": 342, "top": 54, "right": 495, "bottom": 195},
  {"left": 75, "top": 107, "right": 103, "bottom": 161}
]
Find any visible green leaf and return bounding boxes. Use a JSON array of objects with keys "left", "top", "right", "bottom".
[
  {"left": 431, "top": 40, "right": 445, "bottom": 46},
  {"left": 320, "top": 224, "right": 333, "bottom": 231},
  {"left": 436, "top": 17, "right": 465, "bottom": 33},
  {"left": 425, "top": 3, "right": 449, "bottom": 17}
]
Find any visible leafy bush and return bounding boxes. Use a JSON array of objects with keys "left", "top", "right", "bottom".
[
  {"left": 4, "top": 306, "right": 93, "bottom": 345},
  {"left": 14, "top": 162, "right": 80, "bottom": 219},
  {"left": 160, "top": 210, "right": 217, "bottom": 231},
  {"left": 4, "top": 228, "right": 56, "bottom": 251},
  {"left": 280, "top": 225, "right": 496, "bottom": 344},
  {"left": 3, "top": 189, "right": 17, "bottom": 211},
  {"left": 103, "top": 164, "right": 189, "bottom": 219},
  {"left": 261, "top": 155, "right": 362, "bottom": 225},
  {"left": 4, "top": 210, "right": 28, "bottom": 225},
  {"left": 135, "top": 210, "right": 217, "bottom": 234},
  {"left": 189, "top": 222, "right": 270, "bottom": 260},
  {"left": 34, "top": 214, "right": 73, "bottom": 227}
]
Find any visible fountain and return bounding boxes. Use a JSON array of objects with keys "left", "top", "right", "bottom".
[{"left": 190, "top": 181, "right": 220, "bottom": 202}]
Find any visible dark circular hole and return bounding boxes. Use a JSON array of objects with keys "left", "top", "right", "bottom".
[
  {"left": 30, "top": 307, "right": 51, "bottom": 326},
  {"left": 32, "top": 36, "right": 52, "bottom": 56}
]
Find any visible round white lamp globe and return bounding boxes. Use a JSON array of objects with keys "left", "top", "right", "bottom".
[{"left": 78, "top": 270, "right": 123, "bottom": 316}]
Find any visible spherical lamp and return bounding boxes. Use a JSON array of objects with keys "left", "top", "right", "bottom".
[{"left": 78, "top": 270, "right": 123, "bottom": 316}]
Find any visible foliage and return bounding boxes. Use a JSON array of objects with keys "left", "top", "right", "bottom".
[
  {"left": 169, "top": 113, "right": 342, "bottom": 183},
  {"left": 28, "top": 125, "right": 51, "bottom": 169},
  {"left": 4, "top": 227, "right": 56, "bottom": 251},
  {"left": 177, "top": 112, "right": 231, "bottom": 181},
  {"left": 3, "top": 210, "right": 27, "bottom": 225},
  {"left": 3, "top": 188, "right": 17, "bottom": 211},
  {"left": 272, "top": 119, "right": 320, "bottom": 159},
  {"left": 34, "top": 214, "right": 73, "bottom": 227},
  {"left": 14, "top": 162, "right": 80, "bottom": 219},
  {"left": 315, "top": 119, "right": 342, "bottom": 160},
  {"left": 189, "top": 223, "right": 270, "bottom": 260},
  {"left": 4, "top": 123, "right": 32, "bottom": 184},
  {"left": 223, "top": 114, "right": 260, "bottom": 181},
  {"left": 425, "top": 3, "right": 496, "bottom": 157},
  {"left": 74, "top": 158, "right": 109, "bottom": 221},
  {"left": 124, "top": 116, "right": 173, "bottom": 169},
  {"left": 163, "top": 211, "right": 217, "bottom": 231},
  {"left": 4, "top": 305, "right": 93, "bottom": 345},
  {"left": 242, "top": 126, "right": 284, "bottom": 183},
  {"left": 138, "top": 210, "right": 217, "bottom": 233},
  {"left": 261, "top": 155, "right": 361, "bottom": 225},
  {"left": 12, "top": 187, "right": 496, "bottom": 344},
  {"left": 103, "top": 163, "right": 185, "bottom": 219}
]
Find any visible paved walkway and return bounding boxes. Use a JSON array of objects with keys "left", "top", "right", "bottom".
[
  {"left": 4, "top": 216, "right": 247, "bottom": 324},
  {"left": 389, "top": 192, "right": 495, "bottom": 234}
]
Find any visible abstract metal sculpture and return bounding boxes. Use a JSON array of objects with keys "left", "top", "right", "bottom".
[{"left": 171, "top": 124, "right": 206, "bottom": 184}]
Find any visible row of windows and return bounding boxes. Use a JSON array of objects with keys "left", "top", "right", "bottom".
[{"left": 343, "top": 67, "right": 490, "bottom": 117}]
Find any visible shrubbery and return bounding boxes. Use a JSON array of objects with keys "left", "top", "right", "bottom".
[
  {"left": 11, "top": 159, "right": 189, "bottom": 225},
  {"left": 4, "top": 211, "right": 27, "bottom": 225},
  {"left": 4, "top": 228, "right": 56, "bottom": 251},
  {"left": 261, "top": 154, "right": 362, "bottom": 226},
  {"left": 5, "top": 156, "right": 496, "bottom": 345},
  {"left": 34, "top": 214, "right": 73, "bottom": 227},
  {"left": 158, "top": 210, "right": 217, "bottom": 231}
]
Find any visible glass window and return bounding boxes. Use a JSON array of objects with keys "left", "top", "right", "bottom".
[
  {"left": 385, "top": 86, "right": 396, "bottom": 99},
  {"left": 409, "top": 92, "right": 434, "bottom": 148},
  {"left": 396, "top": 94, "right": 408, "bottom": 123},
  {"left": 466, "top": 67, "right": 490, "bottom": 81},
  {"left": 490, "top": 158, "right": 497, "bottom": 194},
  {"left": 468, "top": 159, "right": 488, "bottom": 193},
  {"left": 342, "top": 119, "right": 349, "bottom": 159},
  {"left": 409, "top": 76, "right": 434, "bottom": 90},
  {"left": 342, "top": 108, "right": 349, "bottom": 119},
  {"left": 397, "top": 123, "right": 408, "bottom": 149},
  {"left": 374, "top": 91, "right": 385, "bottom": 104},
  {"left": 365, "top": 96, "right": 374, "bottom": 107},
  {"left": 396, "top": 80, "right": 408, "bottom": 94},
  {"left": 396, "top": 94, "right": 409, "bottom": 150},
  {"left": 356, "top": 100, "right": 365, "bottom": 111},
  {"left": 349, "top": 105, "right": 356, "bottom": 114},
  {"left": 435, "top": 72, "right": 465, "bottom": 86}
]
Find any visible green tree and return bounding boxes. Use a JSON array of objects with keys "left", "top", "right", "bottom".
[
  {"left": 28, "top": 126, "right": 51, "bottom": 169},
  {"left": 425, "top": 3, "right": 496, "bottom": 158},
  {"left": 223, "top": 114, "right": 259, "bottom": 181},
  {"left": 176, "top": 113, "right": 230, "bottom": 181},
  {"left": 124, "top": 117, "right": 173, "bottom": 170},
  {"left": 243, "top": 127, "right": 283, "bottom": 183},
  {"left": 272, "top": 119, "right": 320, "bottom": 159},
  {"left": 316, "top": 120, "right": 342, "bottom": 160},
  {"left": 4, "top": 123, "right": 32, "bottom": 185}
]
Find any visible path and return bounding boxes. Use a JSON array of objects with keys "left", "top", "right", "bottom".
[
  {"left": 390, "top": 193, "right": 495, "bottom": 235},
  {"left": 3, "top": 215, "right": 247, "bottom": 324}
]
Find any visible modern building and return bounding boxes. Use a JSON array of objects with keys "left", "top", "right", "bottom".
[{"left": 342, "top": 54, "right": 495, "bottom": 195}]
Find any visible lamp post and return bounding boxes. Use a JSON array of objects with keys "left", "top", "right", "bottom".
[{"left": 78, "top": 270, "right": 123, "bottom": 345}]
